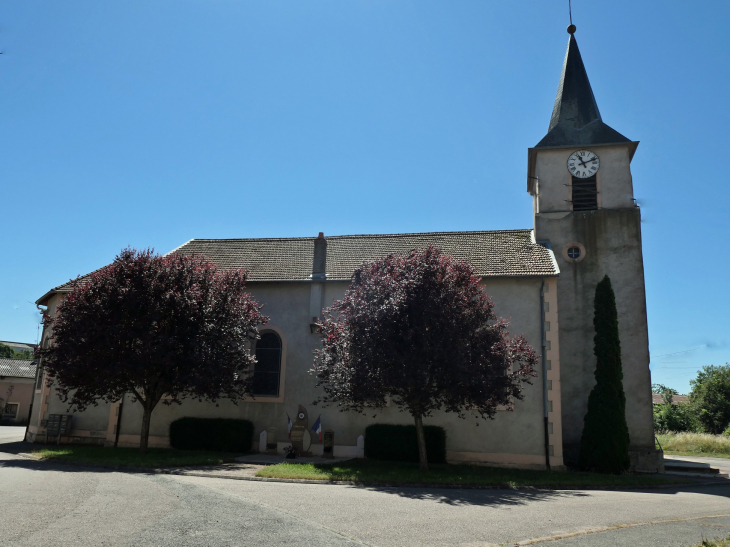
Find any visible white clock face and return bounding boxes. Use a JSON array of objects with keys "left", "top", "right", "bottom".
[{"left": 567, "top": 150, "right": 600, "bottom": 178}]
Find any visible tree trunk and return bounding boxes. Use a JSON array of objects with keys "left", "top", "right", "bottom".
[
  {"left": 414, "top": 413, "right": 428, "bottom": 472},
  {"left": 139, "top": 405, "right": 153, "bottom": 454}
]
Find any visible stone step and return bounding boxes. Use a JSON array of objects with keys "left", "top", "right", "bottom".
[
  {"left": 665, "top": 462, "right": 719, "bottom": 475},
  {"left": 665, "top": 470, "right": 729, "bottom": 480}
]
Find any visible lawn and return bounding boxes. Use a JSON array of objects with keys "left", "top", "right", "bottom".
[
  {"left": 694, "top": 536, "right": 730, "bottom": 547},
  {"left": 657, "top": 432, "right": 730, "bottom": 459},
  {"left": 255, "top": 459, "right": 689, "bottom": 488},
  {"left": 30, "top": 445, "right": 241, "bottom": 468}
]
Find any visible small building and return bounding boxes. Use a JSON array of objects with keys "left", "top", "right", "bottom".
[
  {"left": 0, "top": 358, "right": 38, "bottom": 424},
  {"left": 0, "top": 340, "right": 37, "bottom": 359}
]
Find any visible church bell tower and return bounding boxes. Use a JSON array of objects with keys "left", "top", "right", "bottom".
[{"left": 528, "top": 26, "right": 661, "bottom": 471}]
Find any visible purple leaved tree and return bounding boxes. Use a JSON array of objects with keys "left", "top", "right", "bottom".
[
  {"left": 312, "top": 246, "right": 537, "bottom": 471},
  {"left": 38, "top": 248, "right": 268, "bottom": 453}
]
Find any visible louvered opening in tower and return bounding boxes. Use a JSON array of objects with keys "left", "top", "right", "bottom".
[{"left": 571, "top": 175, "right": 598, "bottom": 211}]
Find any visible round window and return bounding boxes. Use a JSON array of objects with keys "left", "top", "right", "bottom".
[
  {"left": 567, "top": 247, "right": 581, "bottom": 259},
  {"left": 562, "top": 242, "right": 586, "bottom": 263}
]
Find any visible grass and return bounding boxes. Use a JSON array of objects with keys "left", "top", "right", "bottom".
[
  {"left": 255, "top": 459, "right": 689, "bottom": 488},
  {"left": 657, "top": 432, "right": 730, "bottom": 459},
  {"left": 693, "top": 535, "right": 730, "bottom": 547},
  {"left": 30, "top": 445, "right": 242, "bottom": 468}
]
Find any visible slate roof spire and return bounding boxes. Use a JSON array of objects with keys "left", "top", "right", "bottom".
[{"left": 535, "top": 26, "right": 631, "bottom": 148}]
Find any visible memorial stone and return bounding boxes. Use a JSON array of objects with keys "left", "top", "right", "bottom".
[
  {"left": 289, "top": 404, "right": 311, "bottom": 456},
  {"left": 357, "top": 434, "right": 365, "bottom": 458},
  {"left": 266, "top": 427, "right": 278, "bottom": 453}
]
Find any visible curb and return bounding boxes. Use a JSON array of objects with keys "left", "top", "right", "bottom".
[
  {"left": 13, "top": 452, "right": 730, "bottom": 491},
  {"left": 162, "top": 471, "right": 730, "bottom": 491}
]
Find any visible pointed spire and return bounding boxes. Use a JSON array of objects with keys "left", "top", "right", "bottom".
[{"left": 536, "top": 27, "right": 631, "bottom": 148}]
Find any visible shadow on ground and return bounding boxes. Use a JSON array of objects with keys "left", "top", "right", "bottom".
[
  {"left": 354, "top": 483, "right": 591, "bottom": 506},
  {"left": 3, "top": 440, "right": 730, "bottom": 509}
]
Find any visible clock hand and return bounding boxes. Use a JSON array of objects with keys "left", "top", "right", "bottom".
[{"left": 577, "top": 157, "right": 598, "bottom": 169}]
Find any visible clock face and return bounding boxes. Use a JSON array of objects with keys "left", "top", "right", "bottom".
[{"left": 567, "top": 150, "right": 600, "bottom": 178}]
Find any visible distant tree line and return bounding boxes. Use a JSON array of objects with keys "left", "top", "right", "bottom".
[
  {"left": 0, "top": 343, "right": 34, "bottom": 360},
  {"left": 653, "top": 364, "right": 730, "bottom": 436}
]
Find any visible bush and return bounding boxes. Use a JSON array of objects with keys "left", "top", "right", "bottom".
[
  {"left": 690, "top": 364, "right": 730, "bottom": 435},
  {"left": 169, "top": 418, "right": 253, "bottom": 452},
  {"left": 364, "top": 424, "right": 446, "bottom": 464},
  {"left": 653, "top": 402, "right": 697, "bottom": 433}
]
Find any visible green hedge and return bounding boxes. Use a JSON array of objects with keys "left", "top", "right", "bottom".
[
  {"left": 364, "top": 424, "right": 446, "bottom": 463},
  {"left": 169, "top": 417, "right": 253, "bottom": 453}
]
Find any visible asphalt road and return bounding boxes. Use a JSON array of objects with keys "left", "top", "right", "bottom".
[
  {"left": 0, "top": 424, "right": 25, "bottom": 443},
  {"left": 2, "top": 426, "right": 730, "bottom": 546}
]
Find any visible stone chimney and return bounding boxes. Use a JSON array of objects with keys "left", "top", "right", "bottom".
[
  {"left": 309, "top": 232, "right": 327, "bottom": 332},
  {"left": 312, "top": 232, "right": 327, "bottom": 279}
]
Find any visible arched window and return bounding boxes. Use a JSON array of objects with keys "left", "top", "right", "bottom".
[{"left": 253, "top": 332, "right": 282, "bottom": 397}]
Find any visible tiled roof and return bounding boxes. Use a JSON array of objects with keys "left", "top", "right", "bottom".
[
  {"left": 38, "top": 229, "right": 559, "bottom": 302},
  {"left": 36, "top": 266, "right": 106, "bottom": 303},
  {"left": 324, "top": 230, "right": 556, "bottom": 280},
  {"left": 0, "top": 358, "right": 37, "bottom": 379},
  {"left": 175, "top": 230, "right": 558, "bottom": 281},
  {"left": 174, "top": 238, "right": 315, "bottom": 282},
  {"left": 652, "top": 393, "right": 689, "bottom": 405}
]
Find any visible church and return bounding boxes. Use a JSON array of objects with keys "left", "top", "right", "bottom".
[{"left": 27, "top": 26, "right": 661, "bottom": 472}]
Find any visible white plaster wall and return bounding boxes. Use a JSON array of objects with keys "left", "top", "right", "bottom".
[
  {"left": 108, "top": 277, "right": 553, "bottom": 461},
  {"left": 31, "top": 275, "right": 556, "bottom": 465}
]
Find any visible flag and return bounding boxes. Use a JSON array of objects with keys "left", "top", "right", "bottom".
[
  {"left": 312, "top": 415, "right": 322, "bottom": 443},
  {"left": 287, "top": 413, "right": 292, "bottom": 439}
]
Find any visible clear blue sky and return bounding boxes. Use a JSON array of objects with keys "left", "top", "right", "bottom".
[{"left": 2, "top": 1, "right": 728, "bottom": 394}]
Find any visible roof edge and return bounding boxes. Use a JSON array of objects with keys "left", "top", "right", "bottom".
[
  {"left": 181, "top": 228, "right": 536, "bottom": 244},
  {"left": 245, "top": 272, "right": 559, "bottom": 284}
]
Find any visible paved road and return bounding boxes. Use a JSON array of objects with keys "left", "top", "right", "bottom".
[
  {"left": 0, "top": 425, "right": 25, "bottom": 444},
  {"left": 667, "top": 454, "right": 730, "bottom": 476},
  {"left": 2, "top": 427, "right": 730, "bottom": 546},
  {"left": 0, "top": 450, "right": 357, "bottom": 547}
]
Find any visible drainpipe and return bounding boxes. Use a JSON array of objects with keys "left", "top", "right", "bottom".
[
  {"left": 540, "top": 277, "right": 551, "bottom": 472},
  {"left": 24, "top": 402, "right": 33, "bottom": 442},
  {"left": 24, "top": 359, "right": 41, "bottom": 442},
  {"left": 23, "top": 359, "right": 40, "bottom": 441},
  {"left": 114, "top": 393, "right": 125, "bottom": 448}
]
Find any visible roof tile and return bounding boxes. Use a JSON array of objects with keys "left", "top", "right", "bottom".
[
  {"left": 41, "top": 229, "right": 559, "bottom": 301},
  {"left": 0, "top": 358, "right": 37, "bottom": 379}
]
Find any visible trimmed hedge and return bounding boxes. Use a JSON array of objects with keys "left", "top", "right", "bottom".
[
  {"left": 364, "top": 424, "right": 446, "bottom": 463},
  {"left": 169, "top": 417, "right": 253, "bottom": 453}
]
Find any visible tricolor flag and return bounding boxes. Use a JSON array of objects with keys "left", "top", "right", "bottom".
[
  {"left": 311, "top": 415, "right": 322, "bottom": 442},
  {"left": 287, "top": 413, "right": 293, "bottom": 439}
]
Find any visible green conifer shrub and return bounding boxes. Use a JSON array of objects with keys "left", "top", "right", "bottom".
[
  {"left": 578, "top": 276, "right": 631, "bottom": 474},
  {"left": 364, "top": 424, "right": 446, "bottom": 463},
  {"left": 169, "top": 417, "right": 253, "bottom": 452}
]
